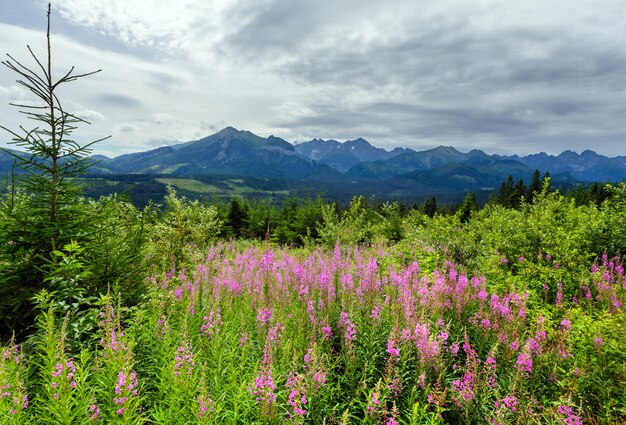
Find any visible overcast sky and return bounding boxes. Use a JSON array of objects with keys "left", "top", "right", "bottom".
[{"left": 1, "top": 0, "right": 626, "bottom": 157}]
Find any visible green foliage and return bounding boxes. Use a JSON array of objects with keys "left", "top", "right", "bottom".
[
  {"left": 243, "top": 197, "right": 277, "bottom": 240},
  {"left": 29, "top": 294, "right": 94, "bottom": 425},
  {"left": 226, "top": 197, "right": 248, "bottom": 238},
  {"left": 0, "top": 337, "right": 30, "bottom": 423},
  {"left": 527, "top": 169, "right": 542, "bottom": 204},
  {"left": 456, "top": 192, "right": 478, "bottom": 224},
  {"left": 565, "top": 308, "right": 626, "bottom": 419},
  {"left": 422, "top": 196, "right": 438, "bottom": 218},
  {"left": 41, "top": 242, "right": 100, "bottom": 350},
  {"left": 318, "top": 196, "right": 377, "bottom": 246},
  {"left": 273, "top": 196, "right": 326, "bottom": 246},
  {"left": 146, "top": 187, "right": 222, "bottom": 265},
  {"left": 596, "top": 182, "right": 626, "bottom": 255},
  {"left": 81, "top": 195, "right": 147, "bottom": 299},
  {"left": 376, "top": 201, "right": 405, "bottom": 243},
  {"left": 0, "top": 8, "right": 147, "bottom": 341}
]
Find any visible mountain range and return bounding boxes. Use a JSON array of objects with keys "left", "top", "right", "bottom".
[{"left": 2, "top": 127, "right": 625, "bottom": 198}]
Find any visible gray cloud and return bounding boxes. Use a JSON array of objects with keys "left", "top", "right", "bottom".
[
  {"left": 254, "top": 3, "right": 626, "bottom": 155},
  {"left": 97, "top": 94, "right": 142, "bottom": 108},
  {"left": 3, "top": 0, "right": 626, "bottom": 157}
]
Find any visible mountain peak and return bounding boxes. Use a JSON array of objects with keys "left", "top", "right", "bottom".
[
  {"left": 433, "top": 145, "right": 460, "bottom": 153},
  {"left": 350, "top": 137, "right": 369, "bottom": 144},
  {"left": 215, "top": 126, "right": 241, "bottom": 136},
  {"left": 581, "top": 149, "right": 599, "bottom": 158}
]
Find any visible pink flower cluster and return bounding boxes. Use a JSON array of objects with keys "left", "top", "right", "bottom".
[
  {"left": 338, "top": 311, "right": 357, "bottom": 346},
  {"left": 201, "top": 309, "right": 222, "bottom": 337},
  {"left": 286, "top": 372, "right": 308, "bottom": 419},
  {"left": 113, "top": 370, "right": 138, "bottom": 415},
  {"left": 50, "top": 359, "right": 77, "bottom": 399},
  {"left": 174, "top": 343, "right": 195, "bottom": 378}
]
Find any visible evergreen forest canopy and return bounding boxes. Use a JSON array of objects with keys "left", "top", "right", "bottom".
[{"left": 1, "top": 5, "right": 625, "bottom": 424}]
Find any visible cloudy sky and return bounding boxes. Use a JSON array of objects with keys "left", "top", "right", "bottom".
[{"left": 1, "top": 0, "right": 625, "bottom": 157}]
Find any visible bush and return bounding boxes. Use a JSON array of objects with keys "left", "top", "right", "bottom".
[{"left": 145, "top": 187, "right": 223, "bottom": 266}]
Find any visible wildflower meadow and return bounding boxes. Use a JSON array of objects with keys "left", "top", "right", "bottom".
[{"left": 2, "top": 233, "right": 625, "bottom": 423}]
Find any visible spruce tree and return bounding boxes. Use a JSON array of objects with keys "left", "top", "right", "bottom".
[
  {"left": 458, "top": 192, "right": 478, "bottom": 223},
  {"left": 527, "top": 169, "right": 542, "bottom": 203},
  {"left": 0, "top": 4, "right": 109, "bottom": 338},
  {"left": 423, "top": 195, "right": 437, "bottom": 218}
]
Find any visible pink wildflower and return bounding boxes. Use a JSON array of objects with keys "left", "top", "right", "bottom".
[
  {"left": 515, "top": 353, "right": 532, "bottom": 375},
  {"left": 387, "top": 338, "right": 400, "bottom": 358}
]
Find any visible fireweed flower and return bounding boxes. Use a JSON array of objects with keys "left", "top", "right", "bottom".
[
  {"left": 99, "top": 306, "right": 128, "bottom": 355},
  {"left": 556, "top": 281, "right": 564, "bottom": 307},
  {"left": 174, "top": 343, "right": 195, "bottom": 379},
  {"left": 261, "top": 250, "right": 275, "bottom": 269},
  {"left": 155, "top": 316, "right": 167, "bottom": 340},
  {"left": 557, "top": 405, "right": 583, "bottom": 425},
  {"left": 413, "top": 322, "right": 440, "bottom": 363},
  {"left": 485, "top": 356, "right": 498, "bottom": 389},
  {"left": 370, "top": 305, "right": 383, "bottom": 321},
  {"left": 451, "top": 371, "right": 475, "bottom": 404},
  {"left": 321, "top": 324, "right": 332, "bottom": 339},
  {"left": 387, "top": 376, "right": 402, "bottom": 397},
  {"left": 256, "top": 307, "right": 273, "bottom": 325},
  {"left": 201, "top": 309, "right": 222, "bottom": 337},
  {"left": 515, "top": 353, "right": 532, "bottom": 375},
  {"left": 366, "top": 390, "right": 381, "bottom": 415},
  {"left": 111, "top": 369, "right": 139, "bottom": 416},
  {"left": 338, "top": 312, "right": 356, "bottom": 346},
  {"left": 416, "top": 372, "right": 427, "bottom": 389},
  {"left": 50, "top": 360, "right": 77, "bottom": 394},
  {"left": 502, "top": 395, "right": 517, "bottom": 412},
  {"left": 286, "top": 372, "right": 308, "bottom": 419},
  {"left": 173, "top": 286, "right": 184, "bottom": 299},
  {"left": 266, "top": 323, "right": 284, "bottom": 343},
  {"left": 197, "top": 395, "right": 214, "bottom": 419},
  {"left": 386, "top": 338, "right": 400, "bottom": 359},
  {"left": 251, "top": 370, "right": 276, "bottom": 406},
  {"left": 88, "top": 404, "right": 100, "bottom": 420}
]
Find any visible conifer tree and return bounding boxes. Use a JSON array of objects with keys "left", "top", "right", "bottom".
[
  {"left": 458, "top": 192, "right": 478, "bottom": 223},
  {"left": 227, "top": 197, "right": 248, "bottom": 238},
  {"left": 498, "top": 175, "right": 515, "bottom": 207},
  {"left": 423, "top": 195, "right": 437, "bottom": 218},
  {"left": 527, "top": 169, "right": 542, "bottom": 203},
  {"left": 0, "top": 3, "right": 109, "bottom": 337}
]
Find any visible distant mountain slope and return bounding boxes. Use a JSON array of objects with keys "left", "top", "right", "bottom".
[
  {"left": 388, "top": 156, "right": 536, "bottom": 194},
  {"left": 500, "top": 150, "right": 626, "bottom": 182},
  {"left": 0, "top": 148, "right": 25, "bottom": 174},
  {"left": 4, "top": 128, "right": 626, "bottom": 189},
  {"left": 294, "top": 137, "right": 405, "bottom": 172},
  {"left": 104, "top": 127, "right": 340, "bottom": 180},
  {"left": 346, "top": 146, "right": 469, "bottom": 178}
]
